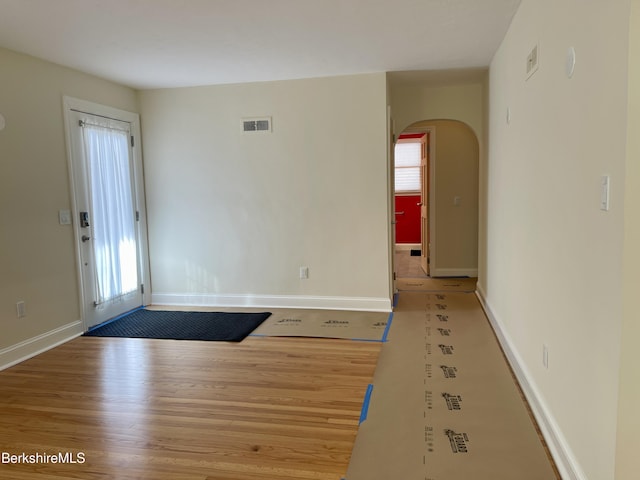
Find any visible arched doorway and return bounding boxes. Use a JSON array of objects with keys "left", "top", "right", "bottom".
[{"left": 394, "top": 119, "right": 479, "bottom": 280}]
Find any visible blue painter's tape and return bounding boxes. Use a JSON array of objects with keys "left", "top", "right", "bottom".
[
  {"left": 393, "top": 292, "right": 399, "bottom": 307},
  {"left": 359, "top": 384, "right": 374, "bottom": 425},
  {"left": 381, "top": 312, "right": 394, "bottom": 343}
]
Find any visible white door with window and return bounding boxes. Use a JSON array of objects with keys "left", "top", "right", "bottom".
[{"left": 64, "top": 97, "right": 150, "bottom": 329}]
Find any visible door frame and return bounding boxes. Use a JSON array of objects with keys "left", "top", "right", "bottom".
[
  {"left": 62, "top": 96, "right": 151, "bottom": 330},
  {"left": 386, "top": 105, "right": 396, "bottom": 301},
  {"left": 392, "top": 126, "right": 437, "bottom": 278}
]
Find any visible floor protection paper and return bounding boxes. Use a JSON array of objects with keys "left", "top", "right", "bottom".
[
  {"left": 396, "top": 276, "right": 477, "bottom": 292},
  {"left": 251, "top": 309, "right": 391, "bottom": 341},
  {"left": 345, "top": 292, "right": 557, "bottom": 480}
]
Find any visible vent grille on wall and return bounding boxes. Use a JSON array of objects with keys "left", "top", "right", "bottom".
[{"left": 242, "top": 117, "right": 272, "bottom": 133}]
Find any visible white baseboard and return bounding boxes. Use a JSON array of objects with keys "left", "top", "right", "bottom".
[
  {"left": 430, "top": 267, "right": 478, "bottom": 278},
  {"left": 395, "top": 243, "right": 421, "bottom": 251},
  {"left": 0, "top": 320, "right": 84, "bottom": 371},
  {"left": 152, "top": 293, "right": 392, "bottom": 312},
  {"left": 475, "top": 286, "right": 586, "bottom": 480}
]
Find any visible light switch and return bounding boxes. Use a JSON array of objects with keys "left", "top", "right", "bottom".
[
  {"left": 59, "top": 209, "right": 72, "bottom": 225},
  {"left": 600, "top": 176, "right": 610, "bottom": 211}
]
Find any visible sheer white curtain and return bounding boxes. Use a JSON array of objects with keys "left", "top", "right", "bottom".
[{"left": 82, "top": 123, "right": 138, "bottom": 305}]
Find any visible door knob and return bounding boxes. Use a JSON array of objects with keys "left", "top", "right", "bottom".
[{"left": 82, "top": 235, "right": 91, "bottom": 242}]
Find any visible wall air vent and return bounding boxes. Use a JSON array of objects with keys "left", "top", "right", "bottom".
[{"left": 242, "top": 117, "right": 272, "bottom": 133}]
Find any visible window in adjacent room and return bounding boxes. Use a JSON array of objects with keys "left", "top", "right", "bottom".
[{"left": 394, "top": 141, "right": 421, "bottom": 193}]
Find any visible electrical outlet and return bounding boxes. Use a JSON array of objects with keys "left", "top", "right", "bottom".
[
  {"left": 299, "top": 266, "right": 309, "bottom": 279},
  {"left": 542, "top": 344, "right": 549, "bottom": 369},
  {"left": 16, "top": 301, "right": 26, "bottom": 319},
  {"left": 600, "top": 175, "right": 610, "bottom": 211}
]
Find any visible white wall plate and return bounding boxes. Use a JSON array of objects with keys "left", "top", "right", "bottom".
[{"left": 566, "top": 47, "right": 576, "bottom": 78}]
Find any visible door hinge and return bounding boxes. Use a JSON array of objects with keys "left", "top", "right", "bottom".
[
  {"left": 131, "top": 135, "right": 135, "bottom": 147},
  {"left": 135, "top": 211, "right": 140, "bottom": 221},
  {"left": 140, "top": 284, "right": 145, "bottom": 294}
]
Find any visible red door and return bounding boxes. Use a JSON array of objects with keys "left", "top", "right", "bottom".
[{"left": 394, "top": 194, "right": 421, "bottom": 243}]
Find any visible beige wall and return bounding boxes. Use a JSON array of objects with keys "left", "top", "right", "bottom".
[
  {"left": 139, "top": 74, "right": 391, "bottom": 310},
  {"left": 484, "top": 1, "right": 630, "bottom": 479},
  {"left": 389, "top": 78, "right": 484, "bottom": 141},
  {"left": 615, "top": 0, "right": 640, "bottom": 477},
  {"left": 388, "top": 78, "right": 483, "bottom": 275},
  {"left": 0, "top": 47, "right": 138, "bottom": 360}
]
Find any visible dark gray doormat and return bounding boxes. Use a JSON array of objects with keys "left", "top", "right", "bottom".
[{"left": 84, "top": 309, "right": 271, "bottom": 342}]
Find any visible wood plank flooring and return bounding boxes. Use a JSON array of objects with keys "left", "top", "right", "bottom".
[
  {"left": 394, "top": 247, "right": 429, "bottom": 278},
  {"left": 0, "top": 336, "right": 381, "bottom": 480}
]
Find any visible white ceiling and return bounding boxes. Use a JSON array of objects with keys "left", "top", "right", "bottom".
[{"left": 0, "top": 0, "right": 521, "bottom": 90}]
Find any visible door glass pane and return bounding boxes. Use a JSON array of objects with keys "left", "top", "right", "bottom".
[{"left": 82, "top": 124, "right": 138, "bottom": 304}]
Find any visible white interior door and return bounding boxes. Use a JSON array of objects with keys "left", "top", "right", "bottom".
[
  {"left": 420, "top": 133, "right": 429, "bottom": 275},
  {"left": 64, "top": 98, "right": 149, "bottom": 329}
]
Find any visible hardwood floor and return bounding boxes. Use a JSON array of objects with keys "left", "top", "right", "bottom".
[
  {"left": 0, "top": 336, "right": 381, "bottom": 480},
  {"left": 394, "top": 247, "right": 428, "bottom": 278}
]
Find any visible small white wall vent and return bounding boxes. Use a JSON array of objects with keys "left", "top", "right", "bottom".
[
  {"left": 242, "top": 117, "right": 272, "bottom": 133},
  {"left": 526, "top": 43, "right": 539, "bottom": 80}
]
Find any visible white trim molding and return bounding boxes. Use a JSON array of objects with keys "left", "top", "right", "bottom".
[
  {"left": 475, "top": 285, "right": 587, "bottom": 480},
  {"left": 429, "top": 267, "right": 478, "bottom": 278},
  {"left": 152, "top": 293, "right": 392, "bottom": 312},
  {"left": 0, "top": 320, "right": 83, "bottom": 371},
  {"left": 394, "top": 243, "right": 421, "bottom": 251}
]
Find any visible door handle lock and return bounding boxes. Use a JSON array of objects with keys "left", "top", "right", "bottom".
[
  {"left": 80, "top": 212, "right": 90, "bottom": 228},
  {"left": 82, "top": 235, "right": 91, "bottom": 242}
]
